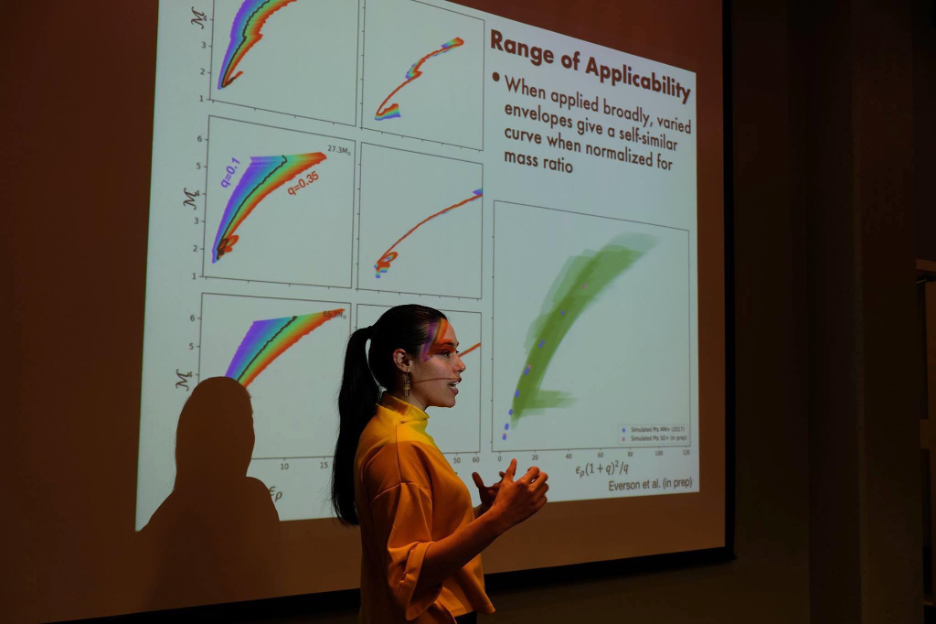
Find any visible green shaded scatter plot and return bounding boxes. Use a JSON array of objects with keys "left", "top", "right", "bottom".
[{"left": 508, "top": 234, "right": 656, "bottom": 428}]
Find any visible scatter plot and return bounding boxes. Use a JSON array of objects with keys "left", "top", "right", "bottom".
[
  {"left": 355, "top": 304, "right": 482, "bottom": 453},
  {"left": 493, "top": 201, "right": 692, "bottom": 451},
  {"left": 362, "top": 0, "right": 483, "bottom": 149},
  {"left": 203, "top": 116, "right": 354, "bottom": 288},
  {"left": 225, "top": 309, "right": 345, "bottom": 387},
  {"left": 200, "top": 293, "right": 350, "bottom": 462},
  {"left": 506, "top": 234, "right": 655, "bottom": 431},
  {"left": 216, "top": 0, "right": 301, "bottom": 90},
  {"left": 200, "top": 295, "right": 350, "bottom": 523},
  {"left": 210, "top": 0, "right": 359, "bottom": 125},
  {"left": 212, "top": 153, "right": 327, "bottom": 263},
  {"left": 358, "top": 144, "right": 482, "bottom": 297},
  {"left": 373, "top": 188, "right": 482, "bottom": 279},
  {"left": 374, "top": 37, "right": 465, "bottom": 121}
]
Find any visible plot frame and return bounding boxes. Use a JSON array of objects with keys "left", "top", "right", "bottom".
[{"left": 490, "top": 200, "right": 694, "bottom": 453}]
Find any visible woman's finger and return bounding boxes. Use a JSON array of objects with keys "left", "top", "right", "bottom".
[
  {"left": 471, "top": 472, "right": 485, "bottom": 490},
  {"left": 504, "top": 458, "right": 518, "bottom": 481}
]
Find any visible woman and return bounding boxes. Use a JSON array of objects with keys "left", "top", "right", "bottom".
[{"left": 331, "top": 305, "right": 549, "bottom": 623}]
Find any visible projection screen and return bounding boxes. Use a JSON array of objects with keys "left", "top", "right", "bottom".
[{"left": 137, "top": 0, "right": 725, "bottom": 601}]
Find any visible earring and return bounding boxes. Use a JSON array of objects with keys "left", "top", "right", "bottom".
[{"left": 403, "top": 373, "right": 411, "bottom": 397}]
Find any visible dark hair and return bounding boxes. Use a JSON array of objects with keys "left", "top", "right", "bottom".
[{"left": 331, "top": 304, "right": 447, "bottom": 525}]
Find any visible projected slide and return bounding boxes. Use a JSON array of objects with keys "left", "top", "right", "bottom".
[
  {"left": 492, "top": 202, "right": 691, "bottom": 452},
  {"left": 358, "top": 144, "right": 483, "bottom": 298},
  {"left": 199, "top": 294, "right": 349, "bottom": 459},
  {"left": 212, "top": 152, "right": 327, "bottom": 263},
  {"left": 224, "top": 309, "right": 345, "bottom": 387},
  {"left": 209, "top": 0, "right": 360, "bottom": 125},
  {"left": 203, "top": 116, "right": 355, "bottom": 287},
  {"left": 143, "top": 0, "right": 704, "bottom": 532},
  {"left": 356, "top": 305, "right": 482, "bottom": 454},
  {"left": 198, "top": 294, "right": 350, "bottom": 520},
  {"left": 362, "top": 0, "right": 484, "bottom": 149}
]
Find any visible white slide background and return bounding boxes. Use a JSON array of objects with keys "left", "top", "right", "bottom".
[{"left": 138, "top": 0, "right": 699, "bottom": 528}]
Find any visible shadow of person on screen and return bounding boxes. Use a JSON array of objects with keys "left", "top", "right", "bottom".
[{"left": 138, "top": 376, "right": 283, "bottom": 609}]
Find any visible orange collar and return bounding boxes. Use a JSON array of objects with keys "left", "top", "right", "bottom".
[{"left": 380, "top": 393, "right": 430, "bottom": 423}]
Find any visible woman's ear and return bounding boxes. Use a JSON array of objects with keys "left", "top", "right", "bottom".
[{"left": 392, "top": 348, "right": 411, "bottom": 373}]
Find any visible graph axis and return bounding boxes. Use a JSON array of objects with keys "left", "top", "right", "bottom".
[
  {"left": 359, "top": 0, "right": 367, "bottom": 130},
  {"left": 360, "top": 141, "right": 483, "bottom": 167},
  {"left": 685, "top": 229, "right": 693, "bottom": 449},
  {"left": 354, "top": 288, "right": 482, "bottom": 300},
  {"left": 252, "top": 455, "right": 331, "bottom": 461},
  {"left": 208, "top": 100, "right": 360, "bottom": 128},
  {"left": 490, "top": 444, "right": 691, "bottom": 454},
  {"left": 355, "top": 303, "right": 482, "bottom": 455},
  {"left": 207, "top": 0, "right": 361, "bottom": 128},
  {"left": 359, "top": 128, "right": 482, "bottom": 152},
  {"left": 489, "top": 202, "right": 496, "bottom": 453},
  {"left": 201, "top": 275, "right": 354, "bottom": 290},
  {"left": 489, "top": 200, "right": 694, "bottom": 453},
  {"left": 200, "top": 119, "right": 211, "bottom": 278},
  {"left": 354, "top": 0, "right": 362, "bottom": 128},
  {"left": 360, "top": 0, "right": 485, "bottom": 151},
  {"left": 355, "top": 142, "right": 483, "bottom": 299},
  {"left": 494, "top": 200, "right": 692, "bottom": 235},
  {"left": 208, "top": 0, "right": 217, "bottom": 102},
  {"left": 197, "top": 293, "right": 205, "bottom": 384},
  {"left": 201, "top": 115, "right": 357, "bottom": 289},
  {"left": 252, "top": 450, "right": 486, "bottom": 461}
]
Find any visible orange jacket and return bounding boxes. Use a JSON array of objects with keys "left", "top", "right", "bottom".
[{"left": 354, "top": 394, "right": 495, "bottom": 623}]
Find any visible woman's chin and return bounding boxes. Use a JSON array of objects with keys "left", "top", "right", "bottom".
[{"left": 437, "top": 395, "right": 457, "bottom": 408}]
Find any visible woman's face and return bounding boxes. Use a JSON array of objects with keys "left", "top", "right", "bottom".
[{"left": 407, "top": 319, "right": 466, "bottom": 410}]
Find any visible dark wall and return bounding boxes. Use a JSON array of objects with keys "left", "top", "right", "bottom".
[
  {"left": 914, "top": 0, "right": 936, "bottom": 262},
  {"left": 799, "top": 0, "right": 921, "bottom": 621},
  {"left": 3, "top": 3, "right": 156, "bottom": 622}
]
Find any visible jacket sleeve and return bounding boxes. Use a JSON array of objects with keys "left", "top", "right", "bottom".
[{"left": 369, "top": 480, "right": 442, "bottom": 620}]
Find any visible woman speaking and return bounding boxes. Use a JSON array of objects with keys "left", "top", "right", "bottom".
[{"left": 331, "top": 305, "right": 548, "bottom": 623}]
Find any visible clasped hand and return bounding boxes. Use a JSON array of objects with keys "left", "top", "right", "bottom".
[{"left": 471, "top": 458, "right": 548, "bottom": 530}]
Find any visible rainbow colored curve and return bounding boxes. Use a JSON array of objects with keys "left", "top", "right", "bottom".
[
  {"left": 212, "top": 152, "right": 326, "bottom": 263},
  {"left": 507, "top": 234, "right": 656, "bottom": 427},
  {"left": 375, "top": 37, "right": 465, "bottom": 120},
  {"left": 460, "top": 342, "right": 481, "bottom": 357},
  {"left": 374, "top": 189, "right": 482, "bottom": 277},
  {"left": 217, "top": 0, "right": 299, "bottom": 90},
  {"left": 420, "top": 317, "right": 450, "bottom": 361},
  {"left": 225, "top": 309, "right": 344, "bottom": 387}
]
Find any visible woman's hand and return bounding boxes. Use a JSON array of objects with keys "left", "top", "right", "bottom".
[
  {"left": 487, "top": 458, "right": 548, "bottom": 532},
  {"left": 412, "top": 461, "right": 547, "bottom": 594},
  {"left": 471, "top": 471, "right": 501, "bottom": 516}
]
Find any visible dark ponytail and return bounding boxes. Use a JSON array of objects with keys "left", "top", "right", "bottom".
[
  {"left": 330, "top": 305, "right": 447, "bottom": 525},
  {"left": 331, "top": 326, "right": 379, "bottom": 524}
]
